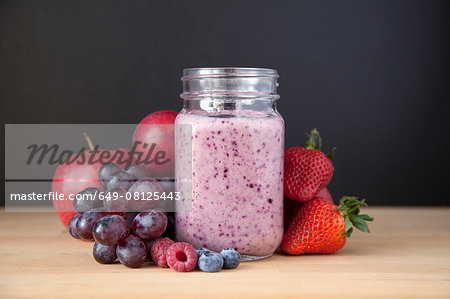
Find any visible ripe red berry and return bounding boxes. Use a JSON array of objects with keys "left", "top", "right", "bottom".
[
  {"left": 166, "top": 242, "right": 198, "bottom": 272},
  {"left": 281, "top": 197, "right": 373, "bottom": 254},
  {"left": 150, "top": 237, "right": 174, "bottom": 268},
  {"left": 284, "top": 129, "right": 334, "bottom": 202}
]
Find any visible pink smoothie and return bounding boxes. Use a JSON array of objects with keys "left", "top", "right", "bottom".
[{"left": 175, "top": 110, "right": 284, "bottom": 256}]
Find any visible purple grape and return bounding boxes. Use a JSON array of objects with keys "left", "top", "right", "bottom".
[
  {"left": 75, "top": 210, "right": 107, "bottom": 240},
  {"left": 107, "top": 171, "right": 135, "bottom": 191},
  {"left": 68, "top": 214, "right": 81, "bottom": 239},
  {"left": 124, "top": 164, "right": 153, "bottom": 179},
  {"left": 99, "top": 163, "right": 121, "bottom": 188},
  {"left": 128, "top": 178, "right": 164, "bottom": 212},
  {"left": 73, "top": 187, "right": 103, "bottom": 213},
  {"left": 93, "top": 242, "right": 117, "bottom": 264},
  {"left": 103, "top": 188, "right": 128, "bottom": 212},
  {"left": 116, "top": 234, "right": 146, "bottom": 268},
  {"left": 93, "top": 215, "right": 127, "bottom": 245},
  {"left": 125, "top": 212, "right": 139, "bottom": 232},
  {"left": 132, "top": 209, "right": 167, "bottom": 240},
  {"left": 159, "top": 177, "right": 175, "bottom": 194}
]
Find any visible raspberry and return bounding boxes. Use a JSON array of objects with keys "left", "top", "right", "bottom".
[
  {"left": 151, "top": 237, "right": 174, "bottom": 268},
  {"left": 166, "top": 242, "right": 198, "bottom": 272}
]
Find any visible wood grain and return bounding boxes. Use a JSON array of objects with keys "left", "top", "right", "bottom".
[{"left": 0, "top": 207, "right": 449, "bottom": 298}]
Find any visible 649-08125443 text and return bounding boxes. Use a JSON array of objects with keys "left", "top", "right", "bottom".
[{"left": 8, "top": 191, "right": 181, "bottom": 201}]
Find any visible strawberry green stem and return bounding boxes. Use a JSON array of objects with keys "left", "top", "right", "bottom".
[
  {"left": 304, "top": 128, "right": 322, "bottom": 150},
  {"left": 334, "top": 196, "right": 374, "bottom": 237},
  {"left": 326, "top": 147, "right": 336, "bottom": 161},
  {"left": 304, "top": 128, "right": 336, "bottom": 161}
]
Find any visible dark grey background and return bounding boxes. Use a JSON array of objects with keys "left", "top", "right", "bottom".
[{"left": 1, "top": 0, "right": 449, "bottom": 206}]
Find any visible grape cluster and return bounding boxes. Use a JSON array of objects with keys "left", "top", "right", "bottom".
[
  {"left": 67, "top": 162, "right": 241, "bottom": 272},
  {"left": 68, "top": 163, "right": 175, "bottom": 268}
]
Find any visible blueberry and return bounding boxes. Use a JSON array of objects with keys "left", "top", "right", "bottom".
[
  {"left": 220, "top": 248, "right": 241, "bottom": 269},
  {"left": 195, "top": 247, "right": 211, "bottom": 259},
  {"left": 198, "top": 251, "right": 223, "bottom": 272}
]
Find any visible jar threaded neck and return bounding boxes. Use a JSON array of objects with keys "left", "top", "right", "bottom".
[{"left": 181, "top": 67, "right": 279, "bottom": 100}]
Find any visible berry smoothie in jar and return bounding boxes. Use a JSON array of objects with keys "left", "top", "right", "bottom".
[{"left": 175, "top": 68, "right": 284, "bottom": 260}]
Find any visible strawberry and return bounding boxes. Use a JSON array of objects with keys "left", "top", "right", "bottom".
[
  {"left": 281, "top": 196, "right": 373, "bottom": 254},
  {"left": 283, "top": 188, "right": 334, "bottom": 231},
  {"left": 284, "top": 128, "right": 334, "bottom": 202}
]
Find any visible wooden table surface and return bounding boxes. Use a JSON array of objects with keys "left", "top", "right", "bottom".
[{"left": 0, "top": 207, "right": 449, "bottom": 298}]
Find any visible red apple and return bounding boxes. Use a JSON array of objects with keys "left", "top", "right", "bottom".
[
  {"left": 52, "top": 148, "right": 131, "bottom": 229},
  {"left": 132, "top": 110, "right": 178, "bottom": 177}
]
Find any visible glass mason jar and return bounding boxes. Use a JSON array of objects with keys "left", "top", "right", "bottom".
[{"left": 175, "top": 67, "right": 284, "bottom": 260}]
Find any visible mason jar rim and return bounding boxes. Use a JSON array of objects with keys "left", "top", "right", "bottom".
[{"left": 182, "top": 67, "right": 278, "bottom": 81}]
